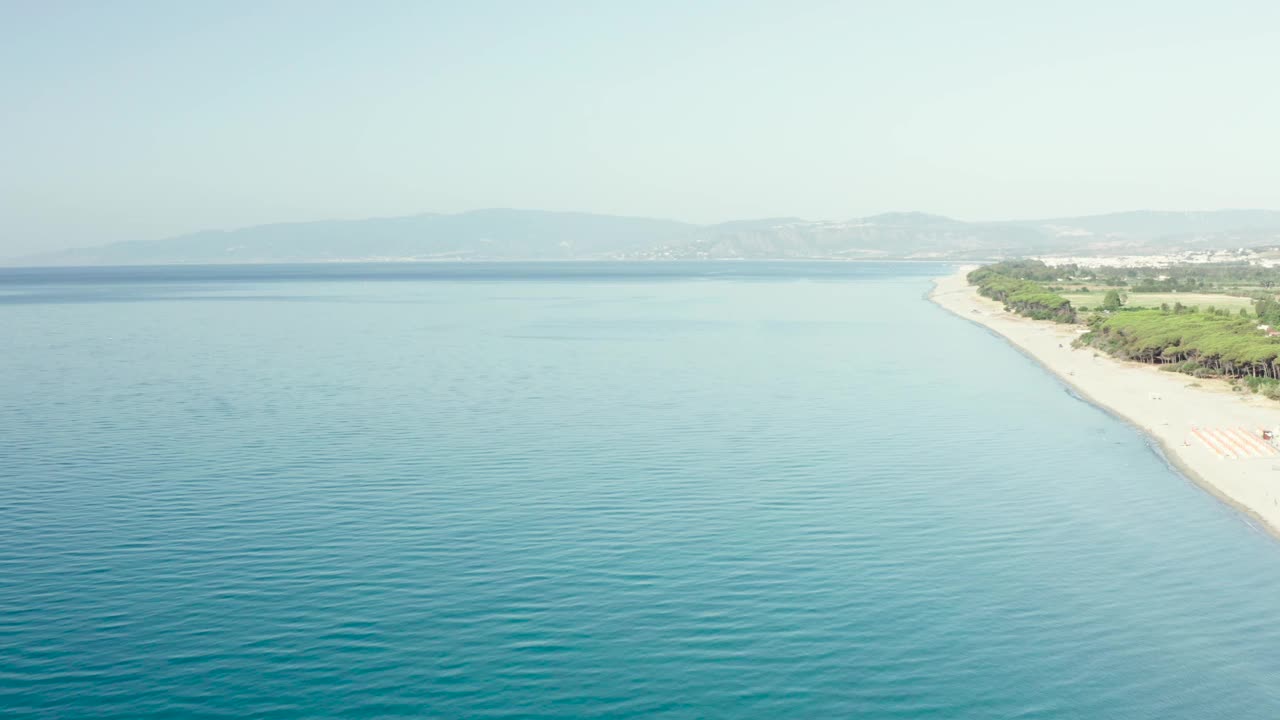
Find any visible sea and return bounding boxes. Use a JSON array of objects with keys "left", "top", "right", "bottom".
[{"left": 1, "top": 261, "right": 1278, "bottom": 719}]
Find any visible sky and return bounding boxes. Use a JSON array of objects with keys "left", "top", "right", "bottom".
[{"left": 2, "top": 0, "right": 1280, "bottom": 256}]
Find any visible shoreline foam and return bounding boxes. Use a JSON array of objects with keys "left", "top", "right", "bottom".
[{"left": 931, "top": 266, "right": 1280, "bottom": 541}]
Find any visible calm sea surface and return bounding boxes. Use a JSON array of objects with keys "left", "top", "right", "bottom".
[{"left": 2, "top": 261, "right": 1278, "bottom": 718}]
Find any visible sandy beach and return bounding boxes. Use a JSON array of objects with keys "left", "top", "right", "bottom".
[{"left": 932, "top": 266, "right": 1280, "bottom": 539}]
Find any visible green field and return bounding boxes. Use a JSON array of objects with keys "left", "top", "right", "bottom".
[{"left": 1061, "top": 291, "right": 1256, "bottom": 312}]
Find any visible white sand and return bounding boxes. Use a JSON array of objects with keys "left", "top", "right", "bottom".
[{"left": 932, "top": 266, "right": 1280, "bottom": 538}]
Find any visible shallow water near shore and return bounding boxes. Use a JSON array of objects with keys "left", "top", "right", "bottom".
[{"left": 2, "top": 261, "right": 1279, "bottom": 718}]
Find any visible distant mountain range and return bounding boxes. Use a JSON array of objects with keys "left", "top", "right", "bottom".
[{"left": 12, "top": 208, "right": 1280, "bottom": 266}]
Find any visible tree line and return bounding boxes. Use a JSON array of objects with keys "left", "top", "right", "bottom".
[
  {"left": 1078, "top": 310, "right": 1280, "bottom": 380},
  {"left": 967, "top": 261, "right": 1077, "bottom": 323},
  {"left": 967, "top": 258, "right": 1280, "bottom": 393}
]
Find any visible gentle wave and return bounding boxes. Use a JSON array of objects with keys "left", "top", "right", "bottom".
[{"left": 1, "top": 262, "right": 1278, "bottom": 718}]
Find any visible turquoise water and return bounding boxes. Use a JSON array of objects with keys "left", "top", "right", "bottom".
[{"left": 2, "top": 261, "right": 1278, "bottom": 718}]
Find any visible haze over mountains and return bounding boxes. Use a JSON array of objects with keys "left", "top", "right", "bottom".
[{"left": 11, "top": 208, "right": 1280, "bottom": 266}]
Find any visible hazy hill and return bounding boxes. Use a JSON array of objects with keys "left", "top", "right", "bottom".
[
  {"left": 11, "top": 208, "right": 1280, "bottom": 266},
  {"left": 18, "top": 209, "right": 699, "bottom": 266},
  {"left": 1024, "top": 210, "right": 1280, "bottom": 238}
]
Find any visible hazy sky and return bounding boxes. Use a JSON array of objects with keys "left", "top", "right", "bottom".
[{"left": 3, "top": 1, "right": 1279, "bottom": 256}]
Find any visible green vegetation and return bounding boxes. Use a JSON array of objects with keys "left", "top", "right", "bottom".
[
  {"left": 1060, "top": 291, "right": 1253, "bottom": 312},
  {"left": 1244, "top": 376, "right": 1280, "bottom": 400},
  {"left": 965, "top": 257, "right": 1280, "bottom": 400},
  {"left": 1065, "top": 261, "right": 1280, "bottom": 291},
  {"left": 1078, "top": 309, "right": 1280, "bottom": 380},
  {"left": 964, "top": 257, "right": 1280, "bottom": 400},
  {"left": 977, "top": 259, "right": 1270, "bottom": 316},
  {"left": 1254, "top": 297, "right": 1280, "bottom": 327},
  {"left": 1129, "top": 277, "right": 1206, "bottom": 292},
  {"left": 967, "top": 261, "right": 1076, "bottom": 323},
  {"left": 972, "top": 259, "right": 1076, "bottom": 283},
  {"left": 1127, "top": 263, "right": 1278, "bottom": 289},
  {"left": 1101, "top": 289, "right": 1124, "bottom": 311},
  {"left": 967, "top": 258, "right": 1280, "bottom": 293}
]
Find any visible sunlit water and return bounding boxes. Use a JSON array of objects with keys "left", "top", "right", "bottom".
[{"left": 2, "top": 262, "right": 1278, "bottom": 718}]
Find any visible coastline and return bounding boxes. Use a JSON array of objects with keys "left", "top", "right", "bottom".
[{"left": 931, "top": 266, "right": 1280, "bottom": 541}]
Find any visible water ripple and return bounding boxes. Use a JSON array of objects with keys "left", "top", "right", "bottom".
[{"left": 1, "top": 263, "right": 1278, "bottom": 718}]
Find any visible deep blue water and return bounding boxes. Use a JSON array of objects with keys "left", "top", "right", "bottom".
[{"left": 2, "top": 261, "right": 1278, "bottom": 719}]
